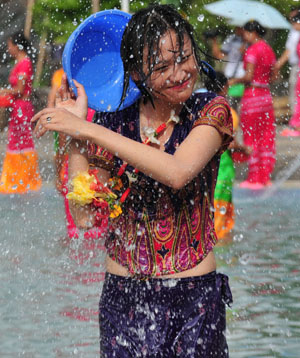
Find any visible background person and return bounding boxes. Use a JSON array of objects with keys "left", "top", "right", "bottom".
[
  {"left": 205, "top": 71, "right": 250, "bottom": 241},
  {"left": 209, "top": 26, "right": 246, "bottom": 109},
  {"left": 229, "top": 20, "right": 278, "bottom": 189},
  {"left": 275, "top": 7, "right": 300, "bottom": 137},
  {"left": 48, "top": 67, "right": 103, "bottom": 239},
  {"left": 0, "top": 31, "right": 41, "bottom": 194},
  {"left": 285, "top": 11, "right": 300, "bottom": 136}
]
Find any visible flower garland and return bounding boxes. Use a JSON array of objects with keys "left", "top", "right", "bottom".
[{"left": 67, "top": 110, "right": 180, "bottom": 222}]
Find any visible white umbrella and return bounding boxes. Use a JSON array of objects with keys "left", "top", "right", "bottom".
[{"left": 204, "top": 0, "right": 291, "bottom": 30}]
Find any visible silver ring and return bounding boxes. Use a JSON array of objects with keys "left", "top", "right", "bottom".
[{"left": 46, "top": 116, "right": 52, "bottom": 123}]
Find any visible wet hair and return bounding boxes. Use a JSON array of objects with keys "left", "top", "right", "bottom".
[
  {"left": 9, "top": 31, "right": 31, "bottom": 53},
  {"left": 291, "top": 10, "right": 300, "bottom": 24},
  {"left": 204, "top": 71, "right": 228, "bottom": 94},
  {"left": 120, "top": 4, "right": 213, "bottom": 107},
  {"left": 243, "top": 21, "right": 266, "bottom": 37}
]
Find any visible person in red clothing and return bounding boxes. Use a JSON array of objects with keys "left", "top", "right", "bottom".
[
  {"left": 0, "top": 31, "right": 41, "bottom": 194},
  {"left": 230, "top": 20, "right": 278, "bottom": 189},
  {"left": 284, "top": 11, "right": 300, "bottom": 136}
]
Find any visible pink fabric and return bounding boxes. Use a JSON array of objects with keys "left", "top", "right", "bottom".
[
  {"left": 7, "top": 99, "right": 35, "bottom": 152},
  {"left": 289, "top": 40, "right": 300, "bottom": 128},
  {"left": 241, "top": 40, "right": 276, "bottom": 185},
  {"left": 9, "top": 57, "right": 33, "bottom": 97},
  {"left": 7, "top": 58, "right": 35, "bottom": 152},
  {"left": 87, "top": 108, "right": 95, "bottom": 122},
  {"left": 243, "top": 40, "right": 276, "bottom": 86}
]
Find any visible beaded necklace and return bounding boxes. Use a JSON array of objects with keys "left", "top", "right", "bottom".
[{"left": 110, "top": 110, "right": 180, "bottom": 205}]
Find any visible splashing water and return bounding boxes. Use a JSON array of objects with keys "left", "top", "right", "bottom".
[{"left": 0, "top": 185, "right": 299, "bottom": 357}]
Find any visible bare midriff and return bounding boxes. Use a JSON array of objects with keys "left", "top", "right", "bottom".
[{"left": 106, "top": 251, "right": 217, "bottom": 279}]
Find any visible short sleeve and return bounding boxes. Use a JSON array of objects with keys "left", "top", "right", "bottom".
[
  {"left": 244, "top": 46, "right": 257, "bottom": 65},
  {"left": 192, "top": 96, "right": 233, "bottom": 154},
  {"left": 16, "top": 58, "right": 32, "bottom": 77}
]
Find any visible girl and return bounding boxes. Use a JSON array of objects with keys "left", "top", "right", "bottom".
[
  {"left": 32, "top": 5, "right": 233, "bottom": 357},
  {"left": 0, "top": 32, "right": 42, "bottom": 194},
  {"left": 229, "top": 20, "right": 277, "bottom": 189}
]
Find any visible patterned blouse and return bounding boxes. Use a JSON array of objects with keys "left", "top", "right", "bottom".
[{"left": 88, "top": 92, "right": 233, "bottom": 277}]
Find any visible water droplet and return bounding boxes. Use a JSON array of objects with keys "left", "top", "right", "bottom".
[{"left": 220, "top": 206, "right": 226, "bottom": 215}]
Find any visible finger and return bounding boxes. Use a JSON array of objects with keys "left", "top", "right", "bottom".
[
  {"left": 73, "top": 79, "right": 87, "bottom": 98},
  {"left": 33, "top": 120, "right": 49, "bottom": 138},
  {"left": 31, "top": 108, "right": 55, "bottom": 122},
  {"left": 59, "top": 74, "right": 71, "bottom": 101}
]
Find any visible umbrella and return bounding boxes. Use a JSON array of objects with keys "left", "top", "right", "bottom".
[{"left": 204, "top": 0, "right": 291, "bottom": 30}]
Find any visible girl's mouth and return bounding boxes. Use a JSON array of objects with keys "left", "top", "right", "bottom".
[{"left": 170, "top": 79, "right": 190, "bottom": 90}]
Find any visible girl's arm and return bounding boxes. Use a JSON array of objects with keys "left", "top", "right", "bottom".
[
  {"left": 32, "top": 82, "right": 228, "bottom": 190},
  {"left": 0, "top": 75, "right": 27, "bottom": 98},
  {"left": 33, "top": 110, "right": 223, "bottom": 190}
]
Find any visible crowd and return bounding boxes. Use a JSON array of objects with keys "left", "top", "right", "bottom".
[{"left": 0, "top": 4, "right": 300, "bottom": 356}]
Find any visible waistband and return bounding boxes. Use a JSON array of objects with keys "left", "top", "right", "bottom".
[
  {"left": 105, "top": 270, "right": 217, "bottom": 285},
  {"left": 249, "top": 81, "right": 269, "bottom": 89},
  {"left": 103, "top": 270, "right": 232, "bottom": 306}
]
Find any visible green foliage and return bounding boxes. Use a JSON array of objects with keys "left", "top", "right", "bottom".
[
  {"left": 32, "top": 0, "right": 294, "bottom": 80},
  {"left": 33, "top": 0, "right": 92, "bottom": 43}
]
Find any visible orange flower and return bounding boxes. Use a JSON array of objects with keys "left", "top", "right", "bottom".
[{"left": 109, "top": 204, "right": 122, "bottom": 218}]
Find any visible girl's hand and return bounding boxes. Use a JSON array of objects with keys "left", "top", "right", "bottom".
[
  {"left": 31, "top": 78, "right": 88, "bottom": 138},
  {"left": 55, "top": 75, "right": 88, "bottom": 120},
  {"left": 31, "top": 107, "right": 89, "bottom": 139}
]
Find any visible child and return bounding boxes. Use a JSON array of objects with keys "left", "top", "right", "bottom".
[
  {"left": 205, "top": 71, "right": 249, "bottom": 241},
  {"left": 33, "top": 5, "right": 233, "bottom": 357},
  {"left": 48, "top": 67, "right": 104, "bottom": 239}
]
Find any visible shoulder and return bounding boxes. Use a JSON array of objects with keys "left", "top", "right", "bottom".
[
  {"left": 195, "top": 95, "right": 231, "bottom": 124},
  {"left": 192, "top": 95, "right": 233, "bottom": 154},
  {"left": 17, "top": 57, "right": 32, "bottom": 73},
  {"left": 187, "top": 91, "right": 218, "bottom": 115}
]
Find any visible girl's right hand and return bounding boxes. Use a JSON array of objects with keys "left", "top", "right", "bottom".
[
  {"left": 31, "top": 79, "right": 89, "bottom": 139},
  {"left": 55, "top": 75, "right": 88, "bottom": 120}
]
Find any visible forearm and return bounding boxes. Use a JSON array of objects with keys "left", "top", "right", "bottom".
[
  {"left": 83, "top": 122, "right": 221, "bottom": 190},
  {"left": 275, "top": 50, "right": 290, "bottom": 69}
]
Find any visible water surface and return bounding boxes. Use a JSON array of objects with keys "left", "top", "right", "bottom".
[{"left": 0, "top": 187, "right": 299, "bottom": 357}]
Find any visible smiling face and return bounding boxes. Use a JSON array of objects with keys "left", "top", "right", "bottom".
[{"left": 143, "top": 30, "right": 198, "bottom": 105}]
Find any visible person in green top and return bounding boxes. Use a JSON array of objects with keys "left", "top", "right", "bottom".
[{"left": 205, "top": 72, "right": 250, "bottom": 240}]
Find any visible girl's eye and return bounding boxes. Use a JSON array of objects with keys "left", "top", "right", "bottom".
[
  {"left": 180, "top": 54, "right": 192, "bottom": 63},
  {"left": 154, "top": 65, "right": 168, "bottom": 72}
]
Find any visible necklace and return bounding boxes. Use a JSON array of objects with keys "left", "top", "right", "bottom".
[
  {"left": 110, "top": 110, "right": 181, "bottom": 204},
  {"left": 142, "top": 110, "right": 180, "bottom": 145}
]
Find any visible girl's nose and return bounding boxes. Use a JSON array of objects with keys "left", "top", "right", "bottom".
[{"left": 169, "top": 63, "right": 186, "bottom": 84}]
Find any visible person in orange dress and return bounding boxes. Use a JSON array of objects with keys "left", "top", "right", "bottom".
[{"left": 0, "top": 31, "right": 41, "bottom": 194}]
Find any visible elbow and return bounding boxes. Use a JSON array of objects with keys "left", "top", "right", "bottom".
[{"left": 167, "top": 170, "right": 190, "bottom": 190}]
